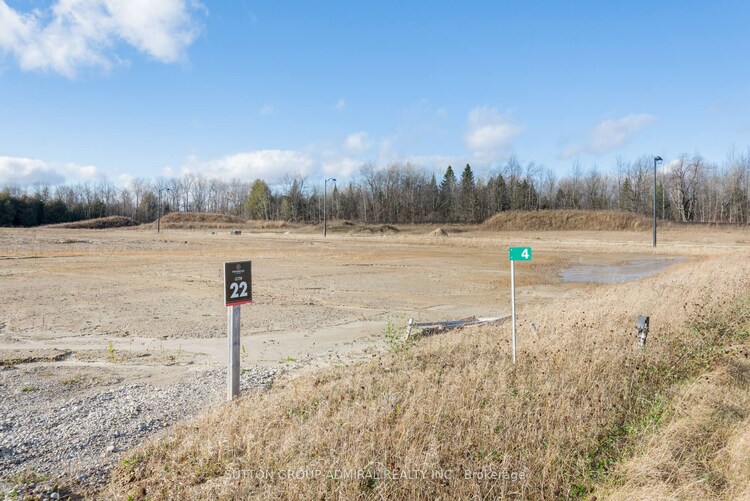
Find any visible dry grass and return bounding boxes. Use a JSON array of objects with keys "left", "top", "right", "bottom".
[
  {"left": 148, "top": 212, "right": 246, "bottom": 229},
  {"left": 326, "top": 220, "right": 400, "bottom": 235},
  {"left": 482, "top": 210, "right": 654, "bottom": 231},
  {"left": 140, "top": 212, "right": 291, "bottom": 230},
  {"left": 597, "top": 297, "right": 750, "bottom": 500},
  {"left": 103, "top": 254, "right": 750, "bottom": 500},
  {"left": 49, "top": 216, "right": 139, "bottom": 229}
]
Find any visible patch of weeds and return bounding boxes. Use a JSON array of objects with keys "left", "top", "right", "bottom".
[
  {"left": 6, "top": 469, "right": 54, "bottom": 484},
  {"left": 570, "top": 482, "right": 590, "bottom": 499},
  {"left": 384, "top": 317, "right": 410, "bottom": 353},
  {"left": 108, "top": 341, "right": 116, "bottom": 363},
  {"left": 282, "top": 355, "right": 296, "bottom": 363},
  {"left": 21, "top": 386, "right": 36, "bottom": 392},
  {"left": 60, "top": 373, "right": 84, "bottom": 385},
  {"left": 122, "top": 452, "right": 143, "bottom": 470},
  {"left": 286, "top": 404, "right": 307, "bottom": 420}
]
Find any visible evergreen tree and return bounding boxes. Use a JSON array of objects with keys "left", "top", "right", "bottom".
[
  {"left": 459, "top": 164, "right": 477, "bottom": 222},
  {"left": 619, "top": 178, "right": 635, "bottom": 212},
  {"left": 439, "top": 165, "right": 457, "bottom": 221}
]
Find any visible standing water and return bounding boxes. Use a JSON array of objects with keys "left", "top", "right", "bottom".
[{"left": 560, "top": 257, "right": 684, "bottom": 284}]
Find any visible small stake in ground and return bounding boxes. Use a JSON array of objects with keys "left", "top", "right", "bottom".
[
  {"left": 508, "top": 247, "right": 532, "bottom": 363},
  {"left": 223, "top": 261, "right": 253, "bottom": 400}
]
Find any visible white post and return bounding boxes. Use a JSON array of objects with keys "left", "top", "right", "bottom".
[
  {"left": 511, "top": 260, "right": 516, "bottom": 364},
  {"left": 228, "top": 305, "right": 241, "bottom": 400}
]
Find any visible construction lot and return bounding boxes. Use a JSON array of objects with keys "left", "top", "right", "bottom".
[{"left": 0, "top": 224, "right": 748, "bottom": 494}]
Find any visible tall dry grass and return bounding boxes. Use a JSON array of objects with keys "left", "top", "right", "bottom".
[
  {"left": 48, "top": 215, "right": 139, "bottom": 229},
  {"left": 106, "top": 257, "right": 749, "bottom": 500},
  {"left": 598, "top": 295, "right": 750, "bottom": 500},
  {"left": 482, "top": 210, "right": 654, "bottom": 231},
  {"left": 139, "top": 212, "right": 291, "bottom": 230}
]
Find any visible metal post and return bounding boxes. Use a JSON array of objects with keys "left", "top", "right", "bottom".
[
  {"left": 324, "top": 178, "right": 327, "bottom": 238},
  {"left": 510, "top": 260, "right": 516, "bottom": 364},
  {"left": 157, "top": 189, "right": 162, "bottom": 234},
  {"left": 227, "top": 305, "right": 240, "bottom": 400},
  {"left": 653, "top": 156, "right": 662, "bottom": 247},
  {"left": 652, "top": 161, "right": 656, "bottom": 247},
  {"left": 323, "top": 178, "right": 336, "bottom": 238}
]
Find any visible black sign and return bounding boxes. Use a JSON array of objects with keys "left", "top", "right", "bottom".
[{"left": 224, "top": 261, "right": 253, "bottom": 306}]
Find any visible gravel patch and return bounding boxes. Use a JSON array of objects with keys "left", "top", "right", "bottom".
[{"left": 0, "top": 364, "right": 280, "bottom": 498}]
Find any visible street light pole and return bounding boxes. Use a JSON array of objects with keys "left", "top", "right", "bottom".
[
  {"left": 653, "top": 156, "right": 663, "bottom": 247},
  {"left": 323, "top": 177, "right": 336, "bottom": 237},
  {"left": 157, "top": 187, "right": 171, "bottom": 234}
]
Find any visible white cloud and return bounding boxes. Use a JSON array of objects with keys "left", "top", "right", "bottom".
[
  {"left": 342, "top": 131, "right": 371, "bottom": 154},
  {"left": 561, "top": 114, "right": 655, "bottom": 159},
  {"left": 259, "top": 104, "right": 276, "bottom": 116},
  {"left": 335, "top": 98, "right": 346, "bottom": 111},
  {"left": 464, "top": 107, "right": 523, "bottom": 161},
  {"left": 181, "top": 150, "right": 316, "bottom": 184},
  {"left": 0, "top": 155, "right": 100, "bottom": 186},
  {"left": 320, "top": 157, "right": 360, "bottom": 178},
  {"left": 0, "top": 0, "right": 202, "bottom": 78}
]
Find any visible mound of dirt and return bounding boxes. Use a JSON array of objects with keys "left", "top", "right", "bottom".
[
  {"left": 482, "top": 210, "right": 653, "bottom": 231},
  {"left": 146, "top": 212, "right": 249, "bottom": 229},
  {"left": 52, "top": 216, "right": 140, "bottom": 229},
  {"left": 430, "top": 228, "right": 448, "bottom": 237},
  {"left": 160, "top": 212, "right": 245, "bottom": 224},
  {"left": 355, "top": 224, "right": 398, "bottom": 234}
]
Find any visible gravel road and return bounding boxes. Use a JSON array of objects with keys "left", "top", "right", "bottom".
[{"left": 0, "top": 364, "right": 280, "bottom": 499}]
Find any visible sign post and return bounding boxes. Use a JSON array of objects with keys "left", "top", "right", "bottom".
[
  {"left": 508, "top": 247, "right": 532, "bottom": 364},
  {"left": 223, "top": 261, "right": 253, "bottom": 401}
]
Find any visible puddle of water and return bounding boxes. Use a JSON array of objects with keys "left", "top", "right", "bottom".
[{"left": 560, "top": 258, "right": 684, "bottom": 284}]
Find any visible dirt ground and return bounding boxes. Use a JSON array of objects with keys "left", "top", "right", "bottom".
[{"left": 0, "top": 225, "right": 748, "bottom": 388}]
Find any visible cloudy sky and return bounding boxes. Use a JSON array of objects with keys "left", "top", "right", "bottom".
[{"left": 1, "top": 0, "right": 749, "bottom": 187}]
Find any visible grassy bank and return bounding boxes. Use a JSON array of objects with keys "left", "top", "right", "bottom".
[{"left": 105, "top": 257, "right": 749, "bottom": 499}]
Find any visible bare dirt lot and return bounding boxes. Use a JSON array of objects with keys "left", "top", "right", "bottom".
[{"left": 0, "top": 224, "right": 747, "bottom": 494}]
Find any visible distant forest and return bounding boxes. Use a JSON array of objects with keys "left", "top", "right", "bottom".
[{"left": 1, "top": 153, "right": 749, "bottom": 227}]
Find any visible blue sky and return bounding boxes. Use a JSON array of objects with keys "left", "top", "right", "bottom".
[{"left": 1, "top": 0, "right": 749, "bottom": 187}]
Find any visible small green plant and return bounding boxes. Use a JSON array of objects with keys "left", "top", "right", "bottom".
[
  {"left": 21, "top": 386, "right": 36, "bottom": 392},
  {"left": 122, "top": 453, "right": 143, "bottom": 469},
  {"left": 107, "top": 341, "right": 116, "bottom": 363},
  {"left": 384, "top": 317, "right": 409, "bottom": 353},
  {"left": 282, "top": 355, "right": 296, "bottom": 363}
]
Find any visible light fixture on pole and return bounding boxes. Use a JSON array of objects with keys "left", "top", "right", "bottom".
[
  {"left": 323, "top": 177, "right": 336, "bottom": 238},
  {"left": 653, "top": 156, "right": 663, "bottom": 247},
  {"left": 157, "top": 187, "right": 171, "bottom": 234}
]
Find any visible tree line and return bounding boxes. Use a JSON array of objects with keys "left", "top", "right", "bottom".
[{"left": 2, "top": 152, "right": 749, "bottom": 227}]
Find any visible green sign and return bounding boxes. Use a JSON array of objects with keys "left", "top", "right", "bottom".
[{"left": 509, "top": 247, "right": 532, "bottom": 261}]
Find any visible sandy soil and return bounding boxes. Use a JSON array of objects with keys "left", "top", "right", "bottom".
[
  {"left": 0, "top": 226, "right": 747, "bottom": 382},
  {"left": 1, "top": 226, "right": 748, "bottom": 380}
]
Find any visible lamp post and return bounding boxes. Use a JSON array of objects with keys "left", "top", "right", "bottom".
[
  {"left": 323, "top": 177, "right": 336, "bottom": 237},
  {"left": 653, "top": 156, "right": 663, "bottom": 247},
  {"left": 157, "top": 187, "right": 171, "bottom": 234}
]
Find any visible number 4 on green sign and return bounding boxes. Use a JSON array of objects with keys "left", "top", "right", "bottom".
[{"left": 509, "top": 247, "right": 532, "bottom": 261}]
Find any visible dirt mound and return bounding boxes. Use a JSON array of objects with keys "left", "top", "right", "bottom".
[
  {"left": 148, "top": 212, "right": 248, "bottom": 229},
  {"left": 246, "top": 220, "right": 288, "bottom": 230},
  {"left": 160, "top": 212, "right": 245, "bottom": 224},
  {"left": 350, "top": 224, "right": 399, "bottom": 234},
  {"left": 430, "top": 228, "right": 448, "bottom": 237},
  {"left": 482, "top": 210, "right": 653, "bottom": 231},
  {"left": 52, "top": 216, "right": 140, "bottom": 229}
]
